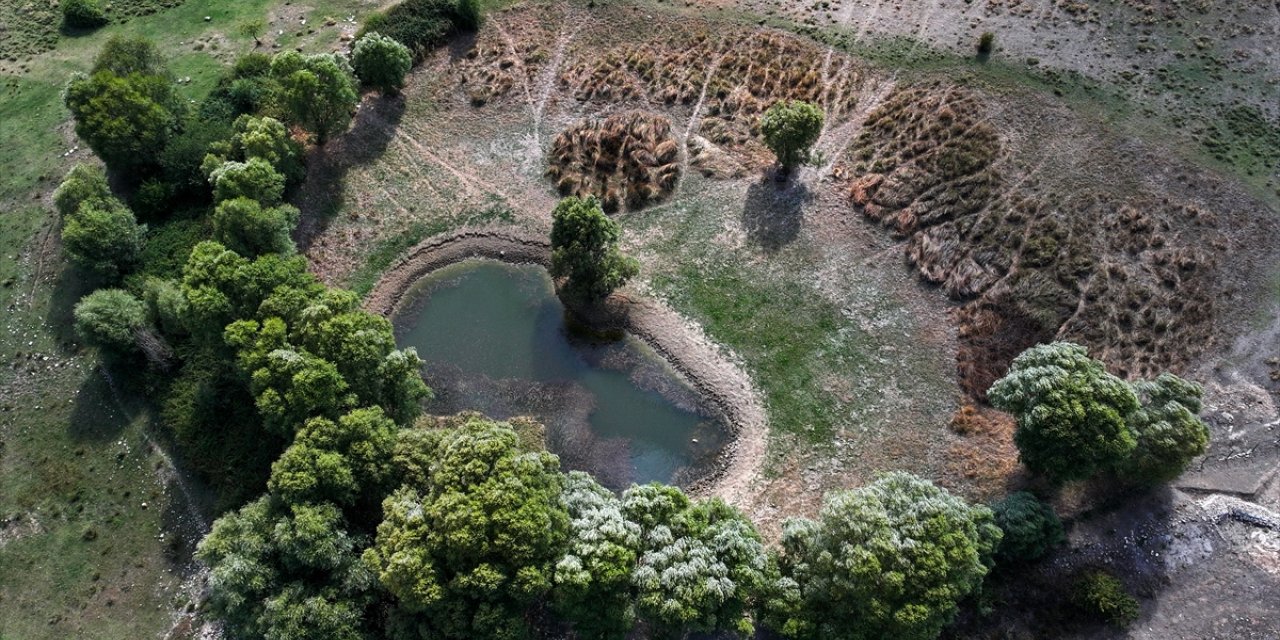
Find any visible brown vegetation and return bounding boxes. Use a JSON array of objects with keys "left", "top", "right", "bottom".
[
  {"left": 546, "top": 111, "right": 681, "bottom": 212},
  {"left": 943, "top": 404, "right": 1020, "bottom": 501},
  {"left": 845, "top": 83, "right": 1223, "bottom": 397}
]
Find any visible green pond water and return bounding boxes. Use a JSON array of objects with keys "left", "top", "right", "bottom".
[{"left": 393, "top": 260, "right": 728, "bottom": 489}]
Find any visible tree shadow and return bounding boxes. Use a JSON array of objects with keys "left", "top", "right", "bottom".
[
  {"left": 45, "top": 263, "right": 100, "bottom": 354},
  {"left": 294, "top": 92, "right": 406, "bottom": 251},
  {"left": 67, "top": 366, "right": 138, "bottom": 442},
  {"left": 741, "top": 172, "right": 813, "bottom": 252},
  {"left": 446, "top": 30, "right": 479, "bottom": 63}
]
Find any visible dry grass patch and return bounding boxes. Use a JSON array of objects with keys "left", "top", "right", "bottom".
[{"left": 546, "top": 110, "right": 680, "bottom": 212}]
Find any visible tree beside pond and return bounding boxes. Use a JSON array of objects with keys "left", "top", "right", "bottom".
[{"left": 550, "top": 196, "right": 639, "bottom": 307}]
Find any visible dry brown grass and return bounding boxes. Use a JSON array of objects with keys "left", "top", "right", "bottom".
[
  {"left": 942, "top": 404, "right": 1021, "bottom": 501},
  {"left": 546, "top": 110, "right": 681, "bottom": 212},
  {"left": 844, "top": 83, "right": 1225, "bottom": 396}
]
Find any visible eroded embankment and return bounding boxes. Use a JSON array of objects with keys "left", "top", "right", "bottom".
[{"left": 363, "top": 228, "right": 769, "bottom": 504}]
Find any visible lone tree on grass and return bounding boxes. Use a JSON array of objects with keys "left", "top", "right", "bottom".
[
  {"left": 760, "top": 100, "right": 824, "bottom": 175},
  {"left": 988, "top": 342, "right": 1139, "bottom": 483},
  {"left": 550, "top": 196, "right": 639, "bottom": 307},
  {"left": 351, "top": 32, "right": 413, "bottom": 94}
]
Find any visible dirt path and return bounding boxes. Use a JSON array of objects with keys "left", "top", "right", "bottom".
[{"left": 363, "top": 228, "right": 771, "bottom": 504}]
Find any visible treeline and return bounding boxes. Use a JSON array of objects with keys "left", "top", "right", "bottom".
[{"left": 53, "top": 2, "right": 1212, "bottom": 638}]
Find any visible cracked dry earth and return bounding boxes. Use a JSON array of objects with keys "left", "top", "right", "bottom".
[{"left": 303, "top": 3, "right": 1280, "bottom": 635}]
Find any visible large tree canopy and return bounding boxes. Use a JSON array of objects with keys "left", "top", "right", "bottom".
[
  {"left": 549, "top": 196, "right": 639, "bottom": 306},
  {"left": 988, "top": 342, "right": 1140, "bottom": 482},
  {"left": 363, "top": 417, "right": 569, "bottom": 640},
  {"left": 352, "top": 32, "right": 413, "bottom": 94},
  {"left": 270, "top": 51, "right": 360, "bottom": 143},
  {"left": 64, "top": 36, "right": 181, "bottom": 170},
  {"left": 61, "top": 199, "right": 145, "bottom": 280},
  {"left": 769, "top": 472, "right": 1000, "bottom": 640}
]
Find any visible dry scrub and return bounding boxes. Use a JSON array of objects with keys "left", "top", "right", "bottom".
[
  {"left": 546, "top": 111, "right": 681, "bottom": 212},
  {"left": 844, "top": 84, "right": 1224, "bottom": 397}
]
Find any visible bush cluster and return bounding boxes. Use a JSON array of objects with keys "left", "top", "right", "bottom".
[
  {"left": 62, "top": 0, "right": 108, "bottom": 29},
  {"left": 359, "top": 0, "right": 480, "bottom": 62}
]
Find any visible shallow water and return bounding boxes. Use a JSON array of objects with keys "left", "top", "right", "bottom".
[{"left": 393, "top": 260, "right": 727, "bottom": 489}]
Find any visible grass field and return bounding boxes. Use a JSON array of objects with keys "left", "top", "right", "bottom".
[{"left": 0, "top": 0, "right": 376, "bottom": 637}]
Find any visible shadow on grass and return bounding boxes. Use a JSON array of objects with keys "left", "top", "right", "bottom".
[
  {"left": 294, "top": 92, "right": 406, "bottom": 251},
  {"left": 45, "top": 264, "right": 100, "bottom": 354},
  {"left": 741, "top": 171, "right": 813, "bottom": 252},
  {"left": 67, "top": 366, "right": 139, "bottom": 442}
]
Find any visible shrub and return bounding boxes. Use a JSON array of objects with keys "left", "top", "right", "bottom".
[
  {"left": 209, "top": 157, "right": 286, "bottom": 205},
  {"left": 977, "top": 31, "right": 996, "bottom": 56},
  {"left": 74, "top": 288, "right": 147, "bottom": 355},
  {"left": 62, "top": 200, "right": 146, "bottom": 280},
  {"left": 988, "top": 342, "right": 1139, "bottom": 483},
  {"left": 760, "top": 100, "right": 824, "bottom": 172},
  {"left": 62, "top": 0, "right": 107, "bottom": 29},
  {"left": 769, "top": 472, "right": 1001, "bottom": 640},
  {"left": 159, "top": 116, "right": 235, "bottom": 202},
  {"left": 359, "top": 0, "right": 474, "bottom": 62},
  {"left": 991, "top": 492, "right": 1064, "bottom": 562},
  {"left": 1073, "top": 570, "right": 1139, "bottom": 628},
  {"left": 53, "top": 164, "right": 112, "bottom": 218},
  {"left": 1121, "top": 373, "right": 1210, "bottom": 484},
  {"left": 352, "top": 32, "right": 413, "bottom": 94},
  {"left": 211, "top": 197, "right": 299, "bottom": 257},
  {"left": 131, "top": 179, "right": 174, "bottom": 220}
]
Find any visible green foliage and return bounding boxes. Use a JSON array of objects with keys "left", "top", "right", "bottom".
[
  {"left": 549, "top": 196, "right": 640, "bottom": 306},
  {"left": 1073, "top": 570, "right": 1139, "bottom": 628},
  {"left": 359, "top": 0, "right": 477, "bottom": 62},
  {"left": 64, "top": 37, "right": 180, "bottom": 171},
  {"left": 270, "top": 51, "right": 359, "bottom": 143},
  {"left": 623, "top": 486, "right": 772, "bottom": 638},
  {"left": 180, "top": 240, "right": 319, "bottom": 340},
  {"left": 269, "top": 407, "right": 399, "bottom": 510},
  {"left": 988, "top": 342, "right": 1139, "bottom": 483},
  {"left": 759, "top": 100, "right": 824, "bottom": 170},
  {"left": 140, "top": 276, "right": 189, "bottom": 337},
  {"left": 197, "top": 497, "right": 376, "bottom": 640},
  {"left": 553, "top": 472, "right": 642, "bottom": 640},
  {"left": 991, "top": 492, "right": 1064, "bottom": 562},
  {"left": 158, "top": 115, "right": 234, "bottom": 202},
  {"left": 62, "top": 199, "right": 146, "bottom": 280},
  {"left": 352, "top": 32, "right": 413, "bottom": 94},
  {"left": 62, "top": 0, "right": 107, "bottom": 29},
  {"left": 977, "top": 32, "right": 996, "bottom": 56},
  {"left": 769, "top": 472, "right": 1000, "bottom": 640},
  {"left": 134, "top": 216, "right": 207, "bottom": 282},
  {"left": 73, "top": 288, "right": 147, "bottom": 354},
  {"left": 212, "top": 196, "right": 300, "bottom": 257},
  {"left": 205, "top": 115, "right": 306, "bottom": 188},
  {"left": 364, "top": 417, "right": 568, "bottom": 640},
  {"left": 1121, "top": 373, "right": 1210, "bottom": 484},
  {"left": 53, "top": 164, "right": 112, "bottom": 218},
  {"left": 209, "top": 157, "right": 286, "bottom": 205}
]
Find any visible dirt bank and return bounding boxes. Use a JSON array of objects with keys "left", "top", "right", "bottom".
[{"left": 363, "top": 228, "right": 770, "bottom": 505}]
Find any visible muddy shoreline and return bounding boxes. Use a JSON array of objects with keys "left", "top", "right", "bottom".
[{"left": 363, "top": 228, "right": 769, "bottom": 501}]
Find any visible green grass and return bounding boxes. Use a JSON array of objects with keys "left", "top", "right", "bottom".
[{"left": 348, "top": 199, "right": 517, "bottom": 296}]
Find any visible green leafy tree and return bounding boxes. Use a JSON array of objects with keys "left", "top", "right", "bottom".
[
  {"left": 760, "top": 100, "right": 824, "bottom": 172},
  {"left": 352, "top": 32, "right": 413, "bottom": 94},
  {"left": 269, "top": 407, "right": 399, "bottom": 510},
  {"left": 212, "top": 196, "right": 300, "bottom": 257},
  {"left": 768, "top": 472, "right": 1000, "bottom": 640},
  {"left": 1121, "top": 373, "right": 1210, "bottom": 484},
  {"left": 204, "top": 115, "right": 306, "bottom": 187},
  {"left": 62, "top": 0, "right": 107, "bottom": 28},
  {"left": 549, "top": 196, "right": 640, "bottom": 306},
  {"left": 364, "top": 417, "right": 568, "bottom": 640},
  {"left": 209, "top": 157, "right": 286, "bottom": 205},
  {"left": 73, "top": 288, "right": 147, "bottom": 355},
  {"left": 270, "top": 51, "right": 360, "bottom": 143},
  {"left": 197, "top": 497, "right": 376, "bottom": 640},
  {"left": 180, "top": 241, "right": 320, "bottom": 339},
  {"left": 53, "top": 164, "right": 112, "bottom": 218},
  {"left": 553, "top": 472, "right": 642, "bottom": 640},
  {"left": 622, "top": 486, "right": 772, "bottom": 638},
  {"left": 61, "top": 199, "right": 145, "bottom": 279},
  {"left": 64, "top": 37, "right": 180, "bottom": 171},
  {"left": 988, "top": 342, "right": 1139, "bottom": 482},
  {"left": 991, "top": 491, "right": 1064, "bottom": 562}
]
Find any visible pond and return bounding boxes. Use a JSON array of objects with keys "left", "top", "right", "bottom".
[{"left": 393, "top": 259, "right": 728, "bottom": 489}]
